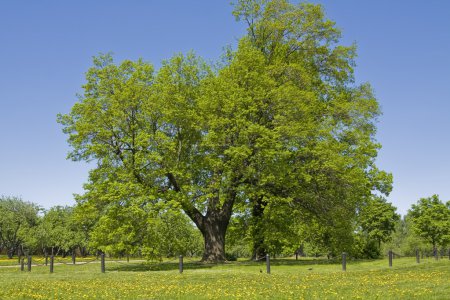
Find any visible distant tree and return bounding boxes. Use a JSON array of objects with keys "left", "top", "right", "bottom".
[
  {"left": 359, "top": 196, "right": 400, "bottom": 250},
  {"left": 0, "top": 196, "right": 40, "bottom": 257},
  {"left": 145, "top": 210, "right": 204, "bottom": 258},
  {"left": 382, "top": 216, "right": 428, "bottom": 256},
  {"left": 408, "top": 195, "right": 450, "bottom": 250},
  {"left": 30, "top": 206, "right": 86, "bottom": 256},
  {"left": 88, "top": 204, "right": 148, "bottom": 257},
  {"left": 88, "top": 203, "right": 203, "bottom": 259}
]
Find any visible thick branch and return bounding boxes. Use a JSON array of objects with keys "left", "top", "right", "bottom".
[{"left": 166, "top": 173, "right": 205, "bottom": 229}]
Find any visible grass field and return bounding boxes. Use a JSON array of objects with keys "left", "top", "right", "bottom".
[{"left": 0, "top": 256, "right": 448, "bottom": 299}]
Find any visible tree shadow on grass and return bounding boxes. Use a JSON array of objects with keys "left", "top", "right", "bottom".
[
  {"left": 235, "top": 258, "right": 341, "bottom": 266},
  {"left": 106, "top": 257, "right": 375, "bottom": 272},
  {"left": 106, "top": 260, "right": 214, "bottom": 272},
  {"left": 267, "top": 258, "right": 379, "bottom": 266}
]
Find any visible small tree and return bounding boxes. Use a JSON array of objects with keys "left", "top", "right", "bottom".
[
  {"left": 382, "top": 217, "right": 428, "bottom": 256},
  {"left": 88, "top": 204, "right": 148, "bottom": 257},
  {"left": 359, "top": 196, "right": 400, "bottom": 251},
  {"left": 408, "top": 195, "right": 450, "bottom": 250},
  {"left": 32, "top": 206, "right": 86, "bottom": 256},
  {"left": 0, "top": 196, "right": 40, "bottom": 257}
]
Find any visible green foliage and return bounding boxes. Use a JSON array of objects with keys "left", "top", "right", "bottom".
[
  {"left": 230, "top": 0, "right": 392, "bottom": 257},
  {"left": 356, "top": 196, "right": 399, "bottom": 257},
  {"left": 0, "top": 196, "right": 40, "bottom": 256},
  {"left": 88, "top": 204, "right": 147, "bottom": 256},
  {"left": 143, "top": 209, "right": 204, "bottom": 259},
  {"left": 76, "top": 196, "right": 203, "bottom": 259},
  {"left": 26, "top": 206, "right": 84, "bottom": 255},
  {"left": 382, "top": 217, "right": 428, "bottom": 256},
  {"left": 408, "top": 195, "right": 450, "bottom": 248},
  {"left": 382, "top": 196, "right": 450, "bottom": 256},
  {"left": 20, "top": 206, "right": 87, "bottom": 256},
  {"left": 0, "top": 197, "right": 88, "bottom": 257}
]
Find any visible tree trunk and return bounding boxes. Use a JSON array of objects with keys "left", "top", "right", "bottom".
[
  {"left": 252, "top": 237, "right": 266, "bottom": 260},
  {"left": 201, "top": 219, "right": 227, "bottom": 262},
  {"left": 7, "top": 248, "right": 14, "bottom": 259},
  {"left": 182, "top": 203, "right": 234, "bottom": 263},
  {"left": 251, "top": 196, "right": 267, "bottom": 260},
  {"left": 167, "top": 173, "right": 236, "bottom": 263},
  {"left": 185, "top": 200, "right": 236, "bottom": 263}
]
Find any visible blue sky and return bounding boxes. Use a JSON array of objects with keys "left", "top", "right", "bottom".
[{"left": 0, "top": 1, "right": 449, "bottom": 216}]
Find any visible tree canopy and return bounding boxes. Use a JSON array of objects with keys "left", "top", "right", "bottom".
[
  {"left": 30, "top": 206, "right": 86, "bottom": 255},
  {"left": 0, "top": 196, "right": 40, "bottom": 257},
  {"left": 352, "top": 196, "right": 399, "bottom": 257},
  {"left": 58, "top": 0, "right": 391, "bottom": 262},
  {"left": 408, "top": 195, "right": 450, "bottom": 249}
]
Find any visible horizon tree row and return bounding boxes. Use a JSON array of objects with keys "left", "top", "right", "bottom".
[
  {"left": 0, "top": 195, "right": 204, "bottom": 258},
  {"left": 1, "top": 195, "right": 448, "bottom": 259}
]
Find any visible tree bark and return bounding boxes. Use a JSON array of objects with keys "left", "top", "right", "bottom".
[
  {"left": 200, "top": 218, "right": 227, "bottom": 262},
  {"left": 251, "top": 196, "right": 267, "bottom": 260},
  {"left": 196, "top": 199, "right": 235, "bottom": 263},
  {"left": 7, "top": 248, "right": 14, "bottom": 259}
]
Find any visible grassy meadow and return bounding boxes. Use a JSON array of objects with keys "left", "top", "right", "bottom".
[{"left": 0, "top": 256, "right": 448, "bottom": 299}]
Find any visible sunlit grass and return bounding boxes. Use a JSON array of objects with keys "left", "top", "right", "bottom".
[{"left": 0, "top": 256, "right": 448, "bottom": 299}]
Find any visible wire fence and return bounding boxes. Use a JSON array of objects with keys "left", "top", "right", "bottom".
[{"left": 0, "top": 248, "right": 448, "bottom": 274}]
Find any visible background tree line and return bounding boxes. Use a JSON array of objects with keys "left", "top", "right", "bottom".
[{"left": 1, "top": 194, "right": 448, "bottom": 260}]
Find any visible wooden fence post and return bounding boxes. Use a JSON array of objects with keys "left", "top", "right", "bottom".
[
  {"left": 179, "top": 255, "right": 183, "bottom": 274},
  {"left": 50, "top": 255, "right": 54, "bottom": 273},
  {"left": 101, "top": 253, "right": 105, "bottom": 273},
  {"left": 342, "top": 252, "right": 347, "bottom": 271},
  {"left": 388, "top": 250, "right": 392, "bottom": 267},
  {"left": 27, "top": 256, "right": 32, "bottom": 272}
]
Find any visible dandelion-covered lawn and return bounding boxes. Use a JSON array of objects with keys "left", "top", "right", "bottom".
[{"left": 0, "top": 257, "right": 448, "bottom": 299}]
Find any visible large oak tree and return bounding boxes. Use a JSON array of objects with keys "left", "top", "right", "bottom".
[{"left": 59, "top": 0, "right": 391, "bottom": 262}]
